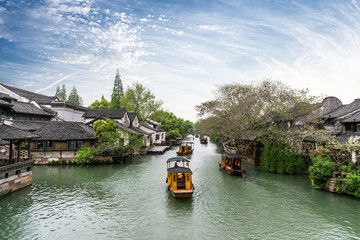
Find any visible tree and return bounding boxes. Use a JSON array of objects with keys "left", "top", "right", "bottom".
[
  {"left": 195, "top": 79, "right": 328, "bottom": 154},
  {"left": 55, "top": 84, "right": 67, "bottom": 101},
  {"left": 149, "top": 110, "right": 194, "bottom": 138},
  {"left": 55, "top": 86, "right": 61, "bottom": 100},
  {"left": 68, "top": 85, "right": 83, "bottom": 106},
  {"left": 89, "top": 97, "right": 110, "bottom": 109},
  {"left": 122, "top": 82, "right": 163, "bottom": 119},
  {"left": 110, "top": 69, "right": 124, "bottom": 109}
]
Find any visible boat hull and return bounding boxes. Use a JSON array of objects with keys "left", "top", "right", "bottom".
[
  {"left": 219, "top": 163, "right": 246, "bottom": 176},
  {"left": 170, "top": 189, "right": 194, "bottom": 199},
  {"left": 176, "top": 151, "right": 193, "bottom": 155}
]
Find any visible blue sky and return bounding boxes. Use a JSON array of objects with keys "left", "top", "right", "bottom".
[{"left": 1, "top": 0, "right": 360, "bottom": 122}]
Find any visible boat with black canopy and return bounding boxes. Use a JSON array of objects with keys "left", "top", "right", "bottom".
[
  {"left": 176, "top": 141, "right": 194, "bottom": 155},
  {"left": 166, "top": 157, "right": 194, "bottom": 198},
  {"left": 219, "top": 153, "right": 246, "bottom": 179}
]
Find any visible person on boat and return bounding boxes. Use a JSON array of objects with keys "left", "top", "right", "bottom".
[
  {"left": 174, "top": 162, "right": 178, "bottom": 168},
  {"left": 235, "top": 160, "right": 241, "bottom": 170}
]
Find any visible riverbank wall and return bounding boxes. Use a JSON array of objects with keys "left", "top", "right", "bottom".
[{"left": 0, "top": 171, "right": 32, "bottom": 197}]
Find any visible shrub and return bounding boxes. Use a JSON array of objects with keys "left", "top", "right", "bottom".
[
  {"left": 308, "top": 159, "right": 334, "bottom": 189},
  {"left": 260, "top": 142, "right": 307, "bottom": 174},
  {"left": 340, "top": 171, "right": 360, "bottom": 198},
  {"left": 75, "top": 147, "right": 95, "bottom": 164}
]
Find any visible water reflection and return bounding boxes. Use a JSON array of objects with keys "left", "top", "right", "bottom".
[{"left": 0, "top": 138, "right": 360, "bottom": 239}]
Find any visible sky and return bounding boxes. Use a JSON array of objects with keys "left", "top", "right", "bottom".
[{"left": 1, "top": 0, "right": 360, "bottom": 122}]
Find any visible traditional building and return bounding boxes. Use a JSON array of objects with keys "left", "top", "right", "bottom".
[
  {"left": 139, "top": 119, "right": 166, "bottom": 145},
  {"left": 29, "top": 122, "right": 95, "bottom": 164},
  {"left": 0, "top": 123, "right": 39, "bottom": 196},
  {"left": 83, "top": 109, "right": 152, "bottom": 147}
]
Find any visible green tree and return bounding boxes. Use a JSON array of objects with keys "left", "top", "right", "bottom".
[
  {"left": 68, "top": 85, "right": 83, "bottom": 106},
  {"left": 122, "top": 82, "right": 163, "bottom": 119},
  {"left": 195, "top": 79, "right": 328, "bottom": 154},
  {"left": 89, "top": 96, "right": 110, "bottom": 109},
  {"left": 55, "top": 84, "right": 67, "bottom": 101},
  {"left": 55, "top": 86, "right": 61, "bottom": 100},
  {"left": 110, "top": 69, "right": 124, "bottom": 109}
]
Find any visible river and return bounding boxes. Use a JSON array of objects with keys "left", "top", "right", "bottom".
[{"left": 1, "top": 139, "right": 360, "bottom": 240}]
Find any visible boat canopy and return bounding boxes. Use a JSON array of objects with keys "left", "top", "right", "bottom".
[
  {"left": 183, "top": 141, "right": 194, "bottom": 144},
  {"left": 167, "top": 167, "right": 193, "bottom": 174},
  {"left": 223, "top": 153, "right": 242, "bottom": 159},
  {"left": 166, "top": 157, "right": 190, "bottom": 163}
]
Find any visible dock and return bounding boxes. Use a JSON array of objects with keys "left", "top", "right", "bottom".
[{"left": 147, "top": 146, "right": 170, "bottom": 154}]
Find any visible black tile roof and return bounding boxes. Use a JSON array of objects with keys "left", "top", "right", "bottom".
[
  {"left": 0, "top": 92, "right": 16, "bottom": 101},
  {"left": 0, "top": 99, "right": 12, "bottom": 107},
  {"left": 12, "top": 120, "right": 49, "bottom": 131},
  {"left": 50, "top": 101, "right": 89, "bottom": 111},
  {"left": 128, "top": 112, "right": 137, "bottom": 124},
  {"left": 11, "top": 100, "right": 54, "bottom": 116},
  {"left": 0, "top": 124, "right": 39, "bottom": 140},
  {"left": 33, "top": 122, "right": 95, "bottom": 141},
  {"left": 340, "top": 111, "right": 360, "bottom": 123},
  {"left": 334, "top": 131, "right": 360, "bottom": 143},
  {"left": 1, "top": 83, "right": 58, "bottom": 104},
  {"left": 83, "top": 109, "right": 126, "bottom": 119},
  {"left": 86, "top": 116, "right": 150, "bottom": 135},
  {"left": 140, "top": 121, "right": 164, "bottom": 133},
  {"left": 327, "top": 99, "right": 360, "bottom": 119}
]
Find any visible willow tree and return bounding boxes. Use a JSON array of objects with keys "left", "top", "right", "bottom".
[{"left": 195, "top": 79, "right": 329, "bottom": 153}]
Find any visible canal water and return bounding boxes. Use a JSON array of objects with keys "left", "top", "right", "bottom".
[{"left": 1, "top": 139, "right": 360, "bottom": 240}]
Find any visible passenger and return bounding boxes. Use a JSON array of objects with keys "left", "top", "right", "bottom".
[{"left": 174, "top": 162, "right": 178, "bottom": 168}]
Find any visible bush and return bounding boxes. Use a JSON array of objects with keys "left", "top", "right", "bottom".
[
  {"left": 340, "top": 171, "right": 360, "bottom": 198},
  {"left": 75, "top": 147, "right": 95, "bottom": 164},
  {"left": 260, "top": 142, "right": 307, "bottom": 174},
  {"left": 308, "top": 159, "right": 334, "bottom": 189}
]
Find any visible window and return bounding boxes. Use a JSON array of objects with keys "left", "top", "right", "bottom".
[
  {"left": 37, "top": 141, "right": 44, "bottom": 149},
  {"left": 45, "top": 141, "right": 52, "bottom": 149},
  {"left": 357, "top": 124, "right": 360, "bottom": 132},
  {"left": 68, "top": 141, "right": 76, "bottom": 150},
  {"left": 156, "top": 134, "right": 160, "bottom": 140},
  {"left": 76, "top": 141, "right": 82, "bottom": 149}
]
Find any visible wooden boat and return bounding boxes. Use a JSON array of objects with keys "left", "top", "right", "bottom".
[
  {"left": 166, "top": 157, "right": 194, "bottom": 198},
  {"left": 200, "top": 136, "right": 208, "bottom": 144},
  {"left": 176, "top": 141, "right": 194, "bottom": 155},
  {"left": 219, "top": 153, "right": 246, "bottom": 179}
]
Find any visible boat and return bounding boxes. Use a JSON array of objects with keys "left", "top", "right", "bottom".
[
  {"left": 166, "top": 157, "right": 194, "bottom": 198},
  {"left": 176, "top": 141, "right": 194, "bottom": 155},
  {"left": 200, "top": 135, "right": 208, "bottom": 144},
  {"left": 219, "top": 153, "right": 246, "bottom": 179}
]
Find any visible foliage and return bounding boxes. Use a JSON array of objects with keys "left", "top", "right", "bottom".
[
  {"left": 195, "top": 79, "right": 328, "bottom": 154},
  {"left": 167, "top": 129, "right": 182, "bottom": 139},
  {"left": 110, "top": 69, "right": 124, "bottom": 109},
  {"left": 55, "top": 84, "right": 67, "bottom": 101},
  {"left": 149, "top": 110, "right": 194, "bottom": 138},
  {"left": 20, "top": 142, "right": 28, "bottom": 150},
  {"left": 75, "top": 147, "right": 95, "bottom": 164},
  {"left": 309, "top": 145, "right": 332, "bottom": 161},
  {"left": 308, "top": 158, "right": 334, "bottom": 189},
  {"left": 260, "top": 142, "right": 307, "bottom": 174},
  {"left": 93, "top": 119, "right": 117, "bottom": 139},
  {"left": 89, "top": 96, "right": 110, "bottom": 109},
  {"left": 340, "top": 171, "right": 360, "bottom": 198},
  {"left": 68, "top": 85, "right": 83, "bottom": 106},
  {"left": 122, "top": 82, "right": 163, "bottom": 119},
  {"left": 90, "top": 119, "right": 144, "bottom": 157}
]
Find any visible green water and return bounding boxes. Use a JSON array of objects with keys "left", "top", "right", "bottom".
[{"left": 1, "top": 140, "right": 359, "bottom": 240}]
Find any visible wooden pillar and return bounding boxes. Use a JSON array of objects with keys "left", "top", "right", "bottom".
[
  {"left": 9, "top": 140, "right": 13, "bottom": 164},
  {"left": 27, "top": 139, "right": 31, "bottom": 161},
  {"left": 17, "top": 140, "right": 21, "bottom": 163},
  {"left": 253, "top": 142, "right": 256, "bottom": 158}
]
